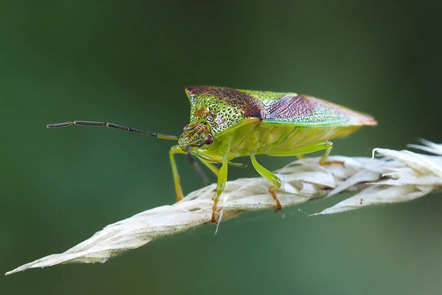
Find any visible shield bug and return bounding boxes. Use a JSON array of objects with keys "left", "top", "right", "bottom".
[{"left": 48, "top": 86, "right": 376, "bottom": 222}]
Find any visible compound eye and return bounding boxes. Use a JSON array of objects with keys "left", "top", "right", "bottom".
[
  {"left": 204, "top": 134, "right": 214, "bottom": 145},
  {"left": 182, "top": 124, "right": 189, "bottom": 132}
]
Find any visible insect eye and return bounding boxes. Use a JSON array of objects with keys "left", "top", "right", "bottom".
[
  {"left": 204, "top": 134, "right": 214, "bottom": 145},
  {"left": 182, "top": 124, "right": 189, "bottom": 132}
]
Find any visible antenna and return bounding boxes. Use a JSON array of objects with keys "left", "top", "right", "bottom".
[
  {"left": 47, "top": 120, "right": 211, "bottom": 184},
  {"left": 47, "top": 120, "right": 178, "bottom": 140}
]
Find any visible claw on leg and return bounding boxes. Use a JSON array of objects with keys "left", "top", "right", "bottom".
[
  {"left": 211, "top": 196, "right": 219, "bottom": 223},
  {"left": 269, "top": 187, "right": 282, "bottom": 211},
  {"left": 321, "top": 160, "right": 345, "bottom": 166},
  {"left": 319, "top": 141, "right": 345, "bottom": 166}
]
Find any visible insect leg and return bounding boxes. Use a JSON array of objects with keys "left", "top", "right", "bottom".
[
  {"left": 319, "top": 141, "right": 344, "bottom": 166},
  {"left": 197, "top": 158, "right": 220, "bottom": 177},
  {"left": 319, "top": 141, "right": 333, "bottom": 164},
  {"left": 250, "top": 154, "right": 282, "bottom": 211},
  {"left": 185, "top": 147, "right": 209, "bottom": 184},
  {"left": 211, "top": 160, "right": 228, "bottom": 223},
  {"left": 266, "top": 141, "right": 331, "bottom": 157},
  {"left": 169, "top": 145, "right": 186, "bottom": 201},
  {"left": 266, "top": 141, "right": 342, "bottom": 165}
]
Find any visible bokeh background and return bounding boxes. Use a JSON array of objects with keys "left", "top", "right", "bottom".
[{"left": 2, "top": 1, "right": 441, "bottom": 294}]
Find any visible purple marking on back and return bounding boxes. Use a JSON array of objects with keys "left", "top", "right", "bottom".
[{"left": 265, "top": 95, "right": 316, "bottom": 119}]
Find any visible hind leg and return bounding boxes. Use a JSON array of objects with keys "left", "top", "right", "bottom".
[{"left": 267, "top": 141, "right": 342, "bottom": 165}]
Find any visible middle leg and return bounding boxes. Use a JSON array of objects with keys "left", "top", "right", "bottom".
[{"left": 250, "top": 154, "right": 282, "bottom": 210}]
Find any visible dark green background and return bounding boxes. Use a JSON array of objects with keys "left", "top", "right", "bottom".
[{"left": 2, "top": 1, "right": 441, "bottom": 294}]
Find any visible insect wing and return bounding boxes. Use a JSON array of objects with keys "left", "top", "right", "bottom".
[{"left": 263, "top": 94, "right": 375, "bottom": 127}]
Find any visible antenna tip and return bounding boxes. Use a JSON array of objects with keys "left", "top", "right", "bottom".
[{"left": 46, "top": 122, "right": 72, "bottom": 128}]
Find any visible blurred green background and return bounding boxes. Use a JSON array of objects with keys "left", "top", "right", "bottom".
[{"left": 2, "top": 1, "right": 441, "bottom": 294}]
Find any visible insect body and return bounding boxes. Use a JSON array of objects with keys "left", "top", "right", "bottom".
[{"left": 48, "top": 86, "right": 376, "bottom": 222}]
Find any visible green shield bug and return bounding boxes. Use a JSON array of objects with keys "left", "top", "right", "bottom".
[{"left": 48, "top": 86, "right": 376, "bottom": 222}]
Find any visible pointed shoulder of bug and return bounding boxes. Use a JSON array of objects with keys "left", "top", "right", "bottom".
[{"left": 184, "top": 86, "right": 265, "bottom": 135}]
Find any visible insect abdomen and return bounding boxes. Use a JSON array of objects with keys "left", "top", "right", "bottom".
[{"left": 216, "top": 120, "right": 362, "bottom": 159}]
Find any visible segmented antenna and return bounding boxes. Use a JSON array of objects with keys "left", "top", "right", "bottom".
[
  {"left": 47, "top": 120, "right": 212, "bottom": 184},
  {"left": 47, "top": 121, "right": 178, "bottom": 140}
]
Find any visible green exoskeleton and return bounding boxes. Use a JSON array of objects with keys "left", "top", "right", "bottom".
[{"left": 48, "top": 86, "right": 376, "bottom": 222}]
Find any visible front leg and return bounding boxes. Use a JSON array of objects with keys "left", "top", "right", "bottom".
[
  {"left": 169, "top": 145, "right": 185, "bottom": 201},
  {"left": 211, "top": 159, "right": 228, "bottom": 223}
]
